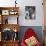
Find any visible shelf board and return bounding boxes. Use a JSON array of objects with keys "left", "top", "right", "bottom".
[
  {"left": 2, "top": 40, "right": 19, "bottom": 43},
  {"left": 0, "top": 7, "right": 19, "bottom": 10},
  {"left": 0, "top": 24, "right": 20, "bottom": 32},
  {"left": 1, "top": 14, "right": 19, "bottom": 16}
]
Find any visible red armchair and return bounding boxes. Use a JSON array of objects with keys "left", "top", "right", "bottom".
[{"left": 21, "top": 28, "right": 41, "bottom": 46}]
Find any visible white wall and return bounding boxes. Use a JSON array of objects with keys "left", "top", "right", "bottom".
[
  {"left": 0, "top": 0, "right": 44, "bottom": 26},
  {"left": 17, "top": 0, "right": 44, "bottom": 26}
]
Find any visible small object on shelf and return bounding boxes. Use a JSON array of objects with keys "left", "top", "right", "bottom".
[
  {"left": 15, "top": 0, "right": 17, "bottom": 7},
  {"left": 10, "top": 11, "right": 18, "bottom": 15},
  {"left": 14, "top": 28, "right": 17, "bottom": 32},
  {"left": 10, "top": 11, "right": 14, "bottom": 14},
  {"left": 5, "top": 18, "right": 8, "bottom": 24},
  {"left": 13, "top": 32, "right": 18, "bottom": 41},
  {"left": 9, "top": 9, "right": 18, "bottom": 15},
  {"left": 14, "top": 12, "right": 18, "bottom": 14},
  {"left": 1, "top": 28, "right": 13, "bottom": 41},
  {"left": 2, "top": 10, "right": 9, "bottom": 15},
  {"left": 13, "top": 33, "right": 16, "bottom": 41},
  {"left": 9, "top": 9, "right": 15, "bottom": 15}
]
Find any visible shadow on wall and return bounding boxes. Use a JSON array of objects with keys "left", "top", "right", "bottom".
[{"left": 18, "top": 26, "right": 44, "bottom": 44}]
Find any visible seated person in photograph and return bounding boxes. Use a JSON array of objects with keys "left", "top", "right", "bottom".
[
  {"left": 25, "top": 7, "right": 35, "bottom": 20},
  {"left": 28, "top": 7, "right": 35, "bottom": 19},
  {"left": 21, "top": 28, "right": 41, "bottom": 46}
]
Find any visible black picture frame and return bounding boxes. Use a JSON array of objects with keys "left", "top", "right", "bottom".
[{"left": 25, "top": 6, "right": 36, "bottom": 20}]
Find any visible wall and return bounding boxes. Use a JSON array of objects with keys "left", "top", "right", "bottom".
[
  {"left": 0, "top": 0, "right": 44, "bottom": 26},
  {"left": 18, "top": 0, "right": 44, "bottom": 26}
]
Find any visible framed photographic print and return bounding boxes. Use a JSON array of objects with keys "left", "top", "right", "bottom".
[{"left": 25, "top": 6, "right": 36, "bottom": 20}]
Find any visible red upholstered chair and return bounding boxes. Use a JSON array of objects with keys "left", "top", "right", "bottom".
[{"left": 21, "top": 28, "right": 41, "bottom": 46}]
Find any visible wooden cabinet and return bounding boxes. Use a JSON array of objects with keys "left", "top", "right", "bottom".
[{"left": 0, "top": 7, "right": 20, "bottom": 46}]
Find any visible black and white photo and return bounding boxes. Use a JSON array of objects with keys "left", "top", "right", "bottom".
[{"left": 25, "top": 6, "right": 35, "bottom": 20}]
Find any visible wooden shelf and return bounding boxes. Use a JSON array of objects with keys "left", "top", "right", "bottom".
[
  {"left": 0, "top": 7, "right": 19, "bottom": 10},
  {"left": 0, "top": 7, "right": 19, "bottom": 46},
  {"left": 2, "top": 40, "right": 19, "bottom": 42},
  {"left": 0, "top": 7, "right": 19, "bottom": 24},
  {"left": 0, "top": 24, "right": 20, "bottom": 32},
  {"left": 0, "top": 40, "right": 19, "bottom": 46}
]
